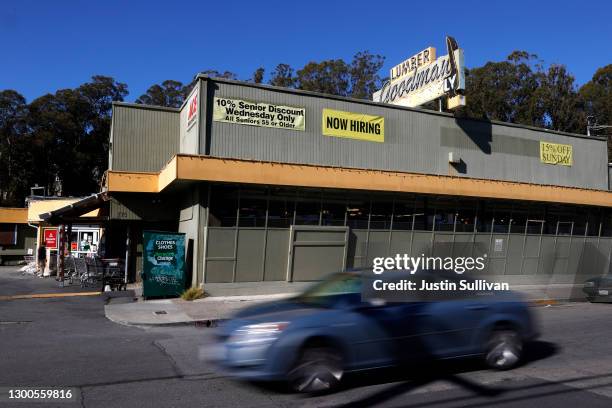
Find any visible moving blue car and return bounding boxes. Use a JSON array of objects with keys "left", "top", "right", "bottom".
[{"left": 212, "top": 270, "right": 539, "bottom": 393}]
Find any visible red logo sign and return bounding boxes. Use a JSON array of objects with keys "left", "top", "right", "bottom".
[
  {"left": 188, "top": 94, "right": 198, "bottom": 122},
  {"left": 43, "top": 229, "right": 58, "bottom": 249}
]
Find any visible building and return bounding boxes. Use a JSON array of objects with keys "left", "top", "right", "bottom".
[
  {"left": 0, "top": 208, "right": 35, "bottom": 264},
  {"left": 55, "top": 74, "right": 612, "bottom": 294}
]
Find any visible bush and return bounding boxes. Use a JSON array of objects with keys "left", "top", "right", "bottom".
[{"left": 181, "top": 286, "right": 205, "bottom": 301}]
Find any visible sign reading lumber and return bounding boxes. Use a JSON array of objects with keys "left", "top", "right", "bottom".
[
  {"left": 213, "top": 97, "right": 305, "bottom": 131},
  {"left": 322, "top": 108, "right": 384, "bottom": 143}
]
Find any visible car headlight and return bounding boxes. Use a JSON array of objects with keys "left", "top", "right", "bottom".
[
  {"left": 228, "top": 322, "right": 288, "bottom": 346},
  {"left": 584, "top": 282, "right": 596, "bottom": 288}
]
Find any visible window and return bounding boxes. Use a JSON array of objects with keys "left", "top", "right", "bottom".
[
  {"left": 295, "top": 191, "right": 321, "bottom": 225},
  {"left": 321, "top": 195, "right": 346, "bottom": 226},
  {"left": 392, "top": 200, "right": 415, "bottom": 230},
  {"left": 455, "top": 200, "right": 477, "bottom": 233},
  {"left": 346, "top": 198, "right": 369, "bottom": 229},
  {"left": 433, "top": 198, "right": 456, "bottom": 232},
  {"left": 0, "top": 224, "right": 16, "bottom": 246},
  {"left": 268, "top": 188, "right": 293, "bottom": 228},
  {"left": 370, "top": 199, "right": 393, "bottom": 230},
  {"left": 238, "top": 189, "right": 267, "bottom": 227},
  {"left": 209, "top": 185, "right": 238, "bottom": 227}
]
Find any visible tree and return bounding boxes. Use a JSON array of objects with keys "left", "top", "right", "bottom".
[
  {"left": 348, "top": 51, "right": 385, "bottom": 99},
  {"left": 0, "top": 90, "right": 31, "bottom": 205},
  {"left": 538, "top": 64, "right": 584, "bottom": 133},
  {"left": 252, "top": 67, "right": 265, "bottom": 84},
  {"left": 580, "top": 64, "right": 612, "bottom": 159},
  {"left": 26, "top": 76, "right": 127, "bottom": 199},
  {"left": 296, "top": 59, "right": 350, "bottom": 96},
  {"left": 461, "top": 51, "right": 544, "bottom": 126},
  {"left": 135, "top": 80, "right": 185, "bottom": 108},
  {"left": 269, "top": 64, "right": 296, "bottom": 88}
]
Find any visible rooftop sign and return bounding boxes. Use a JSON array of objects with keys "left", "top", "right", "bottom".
[{"left": 374, "top": 36, "right": 466, "bottom": 110}]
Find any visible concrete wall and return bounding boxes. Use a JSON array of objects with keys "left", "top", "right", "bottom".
[{"left": 203, "top": 78, "right": 608, "bottom": 190}]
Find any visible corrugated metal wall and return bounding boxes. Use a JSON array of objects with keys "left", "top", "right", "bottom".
[
  {"left": 110, "top": 103, "right": 179, "bottom": 172},
  {"left": 206, "top": 80, "right": 608, "bottom": 190}
]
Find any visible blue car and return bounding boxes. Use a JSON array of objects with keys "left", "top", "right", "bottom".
[{"left": 212, "top": 270, "right": 539, "bottom": 393}]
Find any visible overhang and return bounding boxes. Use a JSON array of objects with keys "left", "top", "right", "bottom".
[
  {"left": 0, "top": 208, "right": 29, "bottom": 224},
  {"left": 106, "top": 154, "right": 612, "bottom": 208},
  {"left": 38, "top": 193, "right": 109, "bottom": 225}
]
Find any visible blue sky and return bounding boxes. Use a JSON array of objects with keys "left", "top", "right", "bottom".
[{"left": 1, "top": 0, "right": 610, "bottom": 102}]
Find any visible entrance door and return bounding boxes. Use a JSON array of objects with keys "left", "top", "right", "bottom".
[{"left": 287, "top": 226, "right": 348, "bottom": 282}]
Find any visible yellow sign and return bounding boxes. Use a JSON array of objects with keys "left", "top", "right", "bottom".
[
  {"left": 213, "top": 97, "right": 305, "bottom": 131},
  {"left": 390, "top": 47, "right": 436, "bottom": 81},
  {"left": 540, "top": 141, "right": 573, "bottom": 166},
  {"left": 322, "top": 109, "right": 384, "bottom": 143}
]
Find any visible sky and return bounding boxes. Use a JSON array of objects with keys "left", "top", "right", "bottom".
[{"left": 1, "top": 0, "right": 611, "bottom": 103}]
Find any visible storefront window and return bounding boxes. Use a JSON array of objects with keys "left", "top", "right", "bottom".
[
  {"left": 370, "top": 200, "right": 393, "bottom": 230},
  {"left": 209, "top": 185, "right": 238, "bottom": 227},
  {"left": 392, "top": 200, "right": 415, "bottom": 230},
  {"left": 268, "top": 188, "right": 293, "bottom": 228},
  {"left": 321, "top": 195, "right": 346, "bottom": 226},
  {"left": 238, "top": 189, "right": 267, "bottom": 227},
  {"left": 433, "top": 199, "right": 456, "bottom": 232},
  {"left": 346, "top": 198, "right": 369, "bottom": 229},
  {"left": 294, "top": 191, "right": 321, "bottom": 225}
]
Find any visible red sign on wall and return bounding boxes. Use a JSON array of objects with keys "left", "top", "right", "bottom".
[{"left": 43, "top": 229, "right": 58, "bottom": 249}]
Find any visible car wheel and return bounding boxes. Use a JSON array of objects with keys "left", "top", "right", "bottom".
[
  {"left": 288, "top": 346, "right": 343, "bottom": 393},
  {"left": 485, "top": 329, "right": 522, "bottom": 370}
]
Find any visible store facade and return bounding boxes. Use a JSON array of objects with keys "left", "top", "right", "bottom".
[{"left": 104, "top": 75, "right": 612, "bottom": 292}]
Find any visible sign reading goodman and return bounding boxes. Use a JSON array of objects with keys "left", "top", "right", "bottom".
[
  {"left": 213, "top": 97, "right": 305, "bottom": 131},
  {"left": 373, "top": 36, "right": 465, "bottom": 109}
]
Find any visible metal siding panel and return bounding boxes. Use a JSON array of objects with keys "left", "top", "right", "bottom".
[
  {"left": 112, "top": 105, "right": 179, "bottom": 172},
  {"left": 206, "top": 81, "right": 607, "bottom": 190},
  {"left": 235, "top": 229, "right": 265, "bottom": 282},
  {"left": 263, "top": 229, "right": 290, "bottom": 281}
]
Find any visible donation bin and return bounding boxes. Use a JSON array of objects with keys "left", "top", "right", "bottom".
[{"left": 142, "top": 231, "right": 186, "bottom": 298}]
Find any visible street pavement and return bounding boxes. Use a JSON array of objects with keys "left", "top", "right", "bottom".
[{"left": 2, "top": 266, "right": 612, "bottom": 407}]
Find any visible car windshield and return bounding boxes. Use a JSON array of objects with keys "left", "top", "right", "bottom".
[{"left": 294, "top": 273, "right": 362, "bottom": 306}]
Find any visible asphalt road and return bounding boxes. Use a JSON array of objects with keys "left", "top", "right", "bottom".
[{"left": 2, "top": 267, "right": 612, "bottom": 408}]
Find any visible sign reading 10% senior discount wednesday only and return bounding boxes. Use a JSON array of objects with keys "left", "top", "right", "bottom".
[{"left": 212, "top": 97, "right": 305, "bottom": 131}]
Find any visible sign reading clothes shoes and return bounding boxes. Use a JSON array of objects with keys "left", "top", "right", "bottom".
[
  {"left": 213, "top": 97, "right": 305, "bottom": 131},
  {"left": 322, "top": 108, "right": 384, "bottom": 143}
]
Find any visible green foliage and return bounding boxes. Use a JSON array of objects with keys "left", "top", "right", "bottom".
[
  {"left": 268, "top": 51, "right": 385, "bottom": 100},
  {"left": 180, "top": 286, "right": 205, "bottom": 301},
  {"left": 135, "top": 80, "right": 186, "bottom": 108},
  {"left": 252, "top": 67, "right": 265, "bottom": 84}
]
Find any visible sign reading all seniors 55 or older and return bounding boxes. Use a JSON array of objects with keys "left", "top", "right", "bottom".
[{"left": 213, "top": 97, "right": 305, "bottom": 131}]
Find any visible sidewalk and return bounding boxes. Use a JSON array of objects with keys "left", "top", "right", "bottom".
[
  {"left": 104, "top": 293, "right": 295, "bottom": 327},
  {"left": 103, "top": 284, "right": 587, "bottom": 328}
]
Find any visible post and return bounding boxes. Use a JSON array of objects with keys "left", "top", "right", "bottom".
[
  {"left": 124, "top": 225, "right": 130, "bottom": 285},
  {"left": 58, "top": 224, "right": 65, "bottom": 287}
]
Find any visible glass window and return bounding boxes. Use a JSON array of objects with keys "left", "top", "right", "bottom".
[
  {"left": 433, "top": 198, "right": 456, "bottom": 231},
  {"left": 413, "top": 197, "right": 430, "bottom": 231},
  {"left": 209, "top": 185, "right": 238, "bottom": 227},
  {"left": 321, "top": 195, "right": 346, "bottom": 226},
  {"left": 295, "top": 191, "right": 321, "bottom": 225},
  {"left": 392, "top": 200, "right": 415, "bottom": 230},
  {"left": 492, "top": 201, "right": 512, "bottom": 233},
  {"left": 455, "top": 200, "right": 477, "bottom": 233},
  {"left": 238, "top": 189, "right": 267, "bottom": 227},
  {"left": 586, "top": 211, "right": 602, "bottom": 236},
  {"left": 370, "top": 199, "right": 393, "bottom": 230},
  {"left": 346, "top": 198, "right": 369, "bottom": 229},
  {"left": 601, "top": 211, "right": 612, "bottom": 237},
  {"left": 268, "top": 188, "right": 293, "bottom": 228}
]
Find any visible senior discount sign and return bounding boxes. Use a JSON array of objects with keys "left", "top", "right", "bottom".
[{"left": 213, "top": 97, "right": 305, "bottom": 131}]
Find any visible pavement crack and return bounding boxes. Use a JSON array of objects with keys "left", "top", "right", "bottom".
[{"left": 152, "top": 340, "right": 184, "bottom": 378}]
